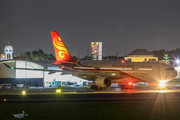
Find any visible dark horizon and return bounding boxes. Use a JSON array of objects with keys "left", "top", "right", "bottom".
[{"left": 1, "top": 0, "right": 180, "bottom": 57}]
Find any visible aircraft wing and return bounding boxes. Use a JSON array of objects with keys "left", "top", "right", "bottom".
[
  {"left": 3, "top": 63, "right": 141, "bottom": 82},
  {"left": 3, "top": 63, "right": 120, "bottom": 74},
  {"left": 3, "top": 63, "right": 63, "bottom": 72},
  {"left": 3, "top": 63, "right": 97, "bottom": 74}
]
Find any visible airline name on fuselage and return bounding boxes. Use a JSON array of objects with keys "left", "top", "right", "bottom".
[{"left": 112, "top": 65, "right": 152, "bottom": 68}]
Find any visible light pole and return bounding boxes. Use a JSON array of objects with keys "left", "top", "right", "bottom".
[
  {"left": 176, "top": 59, "right": 180, "bottom": 78},
  {"left": 104, "top": 48, "right": 108, "bottom": 60}
]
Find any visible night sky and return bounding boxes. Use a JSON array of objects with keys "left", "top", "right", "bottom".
[{"left": 1, "top": 0, "right": 180, "bottom": 58}]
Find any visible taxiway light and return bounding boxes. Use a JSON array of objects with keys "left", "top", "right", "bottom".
[
  {"left": 22, "top": 91, "right": 26, "bottom": 95},
  {"left": 56, "top": 89, "right": 62, "bottom": 94},
  {"left": 4, "top": 99, "right": 6, "bottom": 101}
]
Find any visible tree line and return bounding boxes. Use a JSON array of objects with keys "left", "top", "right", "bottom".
[
  {"left": 19, "top": 48, "right": 180, "bottom": 61},
  {"left": 151, "top": 48, "right": 180, "bottom": 60},
  {"left": 19, "top": 49, "right": 55, "bottom": 60}
]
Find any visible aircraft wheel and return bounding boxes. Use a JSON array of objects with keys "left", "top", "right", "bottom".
[
  {"left": 90, "top": 85, "right": 95, "bottom": 89},
  {"left": 95, "top": 86, "right": 100, "bottom": 90},
  {"left": 90, "top": 85, "right": 99, "bottom": 90}
]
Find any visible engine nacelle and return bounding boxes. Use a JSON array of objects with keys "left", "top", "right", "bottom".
[{"left": 95, "top": 77, "right": 112, "bottom": 87}]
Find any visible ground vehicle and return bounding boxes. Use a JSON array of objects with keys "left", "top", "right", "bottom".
[
  {"left": 16, "top": 84, "right": 25, "bottom": 88},
  {"left": 0, "top": 84, "right": 13, "bottom": 89}
]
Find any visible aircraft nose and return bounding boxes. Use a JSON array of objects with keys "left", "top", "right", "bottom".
[
  {"left": 174, "top": 70, "right": 178, "bottom": 78},
  {"left": 161, "top": 67, "right": 177, "bottom": 80},
  {"left": 168, "top": 69, "right": 178, "bottom": 80}
]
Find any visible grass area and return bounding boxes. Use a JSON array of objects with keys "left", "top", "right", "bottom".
[{"left": 1, "top": 100, "right": 180, "bottom": 120}]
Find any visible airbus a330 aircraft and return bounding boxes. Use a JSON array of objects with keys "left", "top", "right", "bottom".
[
  {"left": 3, "top": 31, "right": 178, "bottom": 89},
  {"left": 50, "top": 31, "right": 177, "bottom": 89}
]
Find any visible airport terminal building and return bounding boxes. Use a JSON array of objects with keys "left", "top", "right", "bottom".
[
  {"left": 0, "top": 60, "right": 44, "bottom": 87},
  {"left": 0, "top": 60, "right": 88, "bottom": 87},
  {"left": 0, "top": 44, "right": 88, "bottom": 87}
]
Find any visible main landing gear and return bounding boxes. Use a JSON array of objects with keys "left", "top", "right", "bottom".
[{"left": 90, "top": 85, "right": 102, "bottom": 90}]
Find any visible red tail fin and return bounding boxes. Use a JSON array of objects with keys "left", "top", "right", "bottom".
[{"left": 51, "top": 31, "right": 75, "bottom": 63}]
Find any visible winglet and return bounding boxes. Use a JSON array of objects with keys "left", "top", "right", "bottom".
[
  {"left": 3, "top": 63, "right": 14, "bottom": 69},
  {"left": 51, "top": 31, "right": 76, "bottom": 64}
]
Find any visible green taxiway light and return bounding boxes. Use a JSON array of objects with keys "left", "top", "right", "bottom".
[{"left": 11, "top": 67, "right": 14, "bottom": 69}]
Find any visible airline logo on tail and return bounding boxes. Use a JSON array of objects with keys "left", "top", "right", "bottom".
[{"left": 51, "top": 31, "right": 75, "bottom": 63}]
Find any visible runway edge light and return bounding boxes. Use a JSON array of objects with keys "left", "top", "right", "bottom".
[
  {"left": 56, "top": 89, "right": 62, "bottom": 94},
  {"left": 22, "top": 90, "right": 26, "bottom": 95}
]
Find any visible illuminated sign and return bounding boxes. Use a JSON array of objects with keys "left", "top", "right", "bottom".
[
  {"left": 98, "top": 42, "right": 102, "bottom": 60},
  {"left": 91, "top": 42, "right": 102, "bottom": 60}
]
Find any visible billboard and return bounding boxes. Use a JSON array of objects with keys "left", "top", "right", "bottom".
[{"left": 91, "top": 42, "right": 102, "bottom": 60}]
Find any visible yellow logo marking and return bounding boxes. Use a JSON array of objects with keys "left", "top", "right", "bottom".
[{"left": 53, "top": 36, "right": 69, "bottom": 59}]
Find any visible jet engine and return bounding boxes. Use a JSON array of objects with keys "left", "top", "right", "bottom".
[{"left": 95, "top": 77, "right": 112, "bottom": 87}]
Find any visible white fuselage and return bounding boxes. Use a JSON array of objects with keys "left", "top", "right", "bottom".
[{"left": 75, "top": 60, "right": 177, "bottom": 83}]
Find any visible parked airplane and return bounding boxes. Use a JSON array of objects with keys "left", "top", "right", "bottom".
[
  {"left": 50, "top": 31, "right": 177, "bottom": 89},
  {"left": 3, "top": 31, "right": 178, "bottom": 89}
]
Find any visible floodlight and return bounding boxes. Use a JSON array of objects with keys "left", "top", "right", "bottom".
[{"left": 176, "top": 59, "right": 180, "bottom": 64}]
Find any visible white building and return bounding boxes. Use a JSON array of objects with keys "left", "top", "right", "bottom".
[
  {"left": 4, "top": 45, "right": 13, "bottom": 60},
  {"left": 0, "top": 44, "right": 88, "bottom": 87}
]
